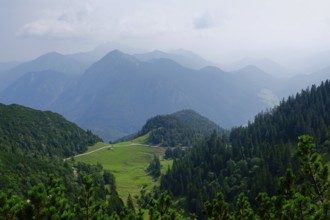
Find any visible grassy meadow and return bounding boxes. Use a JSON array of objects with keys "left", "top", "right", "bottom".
[{"left": 75, "top": 138, "right": 172, "bottom": 201}]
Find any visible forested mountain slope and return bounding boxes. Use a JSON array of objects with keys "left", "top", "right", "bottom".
[
  {"left": 137, "top": 109, "right": 226, "bottom": 147},
  {"left": 160, "top": 80, "right": 330, "bottom": 217},
  {"left": 0, "top": 103, "right": 101, "bottom": 157},
  {"left": 230, "top": 80, "right": 330, "bottom": 159},
  {"left": 0, "top": 103, "right": 101, "bottom": 194}
]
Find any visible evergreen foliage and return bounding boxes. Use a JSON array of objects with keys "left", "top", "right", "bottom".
[
  {"left": 138, "top": 109, "right": 226, "bottom": 147},
  {"left": 160, "top": 80, "right": 330, "bottom": 218},
  {"left": 163, "top": 147, "right": 185, "bottom": 160},
  {"left": 0, "top": 103, "right": 101, "bottom": 195},
  {"left": 1, "top": 134, "right": 330, "bottom": 219},
  {"left": 146, "top": 155, "right": 161, "bottom": 179},
  {"left": 0, "top": 103, "right": 101, "bottom": 157}
]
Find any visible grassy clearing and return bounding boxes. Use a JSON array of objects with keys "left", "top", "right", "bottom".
[
  {"left": 76, "top": 137, "right": 172, "bottom": 201},
  {"left": 132, "top": 132, "right": 150, "bottom": 144},
  {"left": 86, "top": 142, "right": 109, "bottom": 152}
]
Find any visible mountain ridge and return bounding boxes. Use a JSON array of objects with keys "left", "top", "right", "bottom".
[{"left": 1, "top": 49, "right": 329, "bottom": 141}]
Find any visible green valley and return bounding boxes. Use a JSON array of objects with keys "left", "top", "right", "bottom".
[{"left": 75, "top": 138, "right": 173, "bottom": 201}]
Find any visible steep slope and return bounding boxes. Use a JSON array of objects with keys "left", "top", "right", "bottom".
[
  {"left": 160, "top": 80, "right": 330, "bottom": 217},
  {"left": 0, "top": 70, "right": 72, "bottom": 110},
  {"left": 0, "top": 103, "right": 101, "bottom": 194},
  {"left": 230, "top": 80, "right": 330, "bottom": 155},
  {"left": 136, "top": 109, "right": 226, "bottom": 147},
  {"left": 0, "top": 52, "right": 87, "bottom": 91}
]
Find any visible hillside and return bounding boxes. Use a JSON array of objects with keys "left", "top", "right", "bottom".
[
  {"left": 0, "top": 103, "right": 101, "bottom": 194},
  {"left": 137, "top": 109, "right": 226, "bottom": 147},
  {"left": 0, "top": 103, "right": 101, "bottom": 157},
  {"left": 160, "top": 80, "right": 330, "bottom": 217}
]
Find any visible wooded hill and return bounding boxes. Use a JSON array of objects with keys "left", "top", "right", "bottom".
[
  {"left": 0, "top": 103, "right": 101, "bottom": 158},
  {"left": 160, "top": 79, "right": 330, "bottom": 217},
  {"left": 0, "top": 103, "right": 101, "bottom": 194},
  {"left": 136, "top": 109, "right": 226, "bottom": 147}
]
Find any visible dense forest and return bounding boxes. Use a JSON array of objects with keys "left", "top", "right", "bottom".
[
  {"left": 0, "top": 104, "right": 101, "bottom": 194},
  {"left": 160, "top": 80, "right": 330, "bottom": 217},
  {"left": 0, "top": 104, "right": 101, "bottom": 157},
  {"left": 1, "top": 79, "right": 330, "bottom": 219},
  {"left": 0, "top": 162, "right": 128, "bottom": 220},
  {"left": 137, "top": 110, "right": 226, "bottom": 147},
  {"left": 1, "top": 134, "right": 330, "bottom": 219},
  {"left": 0, "top": 104, "right": 129, "bottom": 219}
]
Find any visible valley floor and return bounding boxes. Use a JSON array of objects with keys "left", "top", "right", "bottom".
[{"left": 75, "top": 140, "right": 172, "bottom": 201}]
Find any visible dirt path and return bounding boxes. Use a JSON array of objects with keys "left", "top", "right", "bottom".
[
  {"left": 64, "top": 145, "right": 112, "bottom": 160},
  {"left": 129, "top": 143, "right": 159, "bottom": 147}
]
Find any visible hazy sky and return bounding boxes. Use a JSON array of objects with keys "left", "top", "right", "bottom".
[{"left": 2, "top": 0, "right": 330, "bottom": 64}]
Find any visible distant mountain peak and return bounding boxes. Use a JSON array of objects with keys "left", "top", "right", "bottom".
[
  {"left": 34, "top": 51, "right": 66, "bottom": 61},
  {"left": 101, "top": 49, "right": 140, "bottom": 65},
  {"left": 237, "top": 65, "right": 269, "bottom": 76},
  {"left": 83, "top": 50, "right": 140, "bottom": 78}
]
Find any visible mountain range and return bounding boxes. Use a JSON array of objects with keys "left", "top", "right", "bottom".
[
  {"left": 133, "top": 49, "right": 217, "bottom": 70},
  {"left": 0, "top": 47, "right": 329, "bottom": 141}
]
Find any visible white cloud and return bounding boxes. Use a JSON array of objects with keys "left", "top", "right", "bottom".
[
  {"left": 17, "top": 19, "right": 77, "bottom": 39},
  {"left": 3, "top": 0, "right": 330, "bottom": 63}
]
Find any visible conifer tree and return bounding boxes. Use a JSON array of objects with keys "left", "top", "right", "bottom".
[
  {"left": 28, "top": 183, "right": 47, "bottom": 220},
  {"left": 204, "top": 192, "right": 231, "bottom": 220},
  {"left": 126, "top": 194, "right": 135, "bottom": 213},
  {"left": 234, "top": 193, "right": 254, "bottom": 220}
]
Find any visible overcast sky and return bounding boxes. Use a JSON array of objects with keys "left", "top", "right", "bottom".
[{"left": 2, "top": 0, "right": 330, "bottom": 64}]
